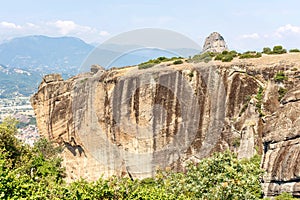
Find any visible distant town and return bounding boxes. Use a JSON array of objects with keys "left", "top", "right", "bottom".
[{"left": 0, "top": 96, "right": 39, "bottom": 146}]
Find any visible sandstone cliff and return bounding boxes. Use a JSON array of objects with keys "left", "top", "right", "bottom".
[{"left": 31, "top": 53, "right": 300, "bottom": 197}]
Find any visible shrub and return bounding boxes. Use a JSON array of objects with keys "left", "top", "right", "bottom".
[
  {"left": 222, "top": 50, "right": 229, "bottom": 55},
  {"left": 138, "top": 62, "right": 156, "bottom": 69},
  {"left": 230, "top": 50, "right": 238, "bottom": 56},
  {"left": 275, "top": 192, "right": 297, "bottom": 200},
  {"left": 222, "top": 54, "right": 234, "bottom": 62},
  {"left": 273, "top": 45, "right": 287, "bottom": 54},
  {"left": 255, "top": 86, "right": 264, "bottom": 117},
  {"left": 291, "top": 67, "right": 298, "bottom": 71},
  {"left": 157, "top": 56, "right": 168, "bottom": 61},
  {"left": 263, "top": 46, "right": 287, "bottom": 54},
  {"left": 138, "top": 56, "right": 182, "bottom": 69},
  {"left": 274, "top": 71, "right": 288, "bottom": 82},
  {"left": 239, "top": 51, "right": 262, "bottom": 59},
  {"left": 289, "top": 48, "right": 300, "bottom": 53},
  {"left": 263, "top": 47, "right": 272, "bottom": 54},
  {"left": 173, "top": 60, "right": 183, "bottom": 65},
  {"left": 213, "top": 50, "right": 237, "bottom": 62},
  {"left": 214, "top": 53, "right": 224, "bottom": 60},
  {"left": 158, "top": 151, "right": 263, "bottom": 199},
  {"left": 190, "top": 52, "right": 215, "bottom": 63}
]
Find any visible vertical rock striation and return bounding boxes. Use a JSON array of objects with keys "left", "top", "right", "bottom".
[{"left": 31, "top": 54, "right": 300, "bottom": 197}]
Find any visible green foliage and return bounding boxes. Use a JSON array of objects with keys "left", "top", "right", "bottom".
[
  {"left": 214, "top": 53, "right": 224, "bottom": 60},
  {"left": 274, "top": 71, "right": 288, "bottom": 82},
  {"left": 255, "top": 86, "right": 264, "bottom": 117},
  {"left": 138, "top": 62, "right": 156, "bottom": 69},
  {"left": 289, "top": 48, "right": 300, "bottom": 53},
  {"left": 191, "top": 50, "right": 239, "bottom": 63},
  {"left": 0, "top": 119, "right": 264, "bottom": 199},
  {"left": 232, "top": 137, "right": 241, "bottom": 147},
  {"left": 173, "top": 60, "right": 183, "bottom": 65},
  {"left": 222, "top": 54, "right": 234, "bottom": 62},
  {"left": 239, "top": 51, "right": 262, "bottom": 59},
  {"left": 272, "top": 45, "right": 287, "bottom": 54},
  {"left": 157, "top": 151, "right": 263, "bottom": 199},
  {"left": 188, "top": 71, "right": 194, "bottom": 78},
  {"left": 0, "top": 118, "right": 65, "bottom": 199},
  {"left": 275, "top": 192, "right": 297, "bottom": 200},
  {"left": 278, "top": 87, "right": 288, "bottom": 101},
  {"left": 262, "top": 46, "right": 287, "bottom": 54},
  {"left": 190, "top": 52, "right": 216, "bottom": 63},
  {"left": 214, "top": 50, "right": 237, "bottom": 62},
  {"left": 138, "top": 56, "right": 183, "bottom": 69},
  {"left": 263, "top": 47, "right": 272, "bottom": 54},
  {"left": 291, "top": 67, "right": 298, "bottom": 71}
]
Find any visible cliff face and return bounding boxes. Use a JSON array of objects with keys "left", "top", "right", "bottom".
[{"left": 31, "top": 54, "right": 300, "bottom": 197}]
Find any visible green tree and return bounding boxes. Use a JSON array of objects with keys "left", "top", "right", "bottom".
[
  {"left": 0, "top": 118, "right": 65, "bottom": 199},
  {"left": 289, "top": 48, "right": 300, "bottom": 53},
  {"left": 263, "top": 47, "right": 272, "bottom": 54},
  {"left": 157, "top": 151, "right": 263, "bottom": 199},
  {"left": 273, "top": 45, "right": 287, "bottom": 54},
  {"left": 0, "top": 118, "right": 265, "bottom": 199}
]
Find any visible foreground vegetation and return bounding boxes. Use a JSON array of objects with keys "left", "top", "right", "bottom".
[{"left": 0, "top": 118, "right": 297, "bottom": 199}]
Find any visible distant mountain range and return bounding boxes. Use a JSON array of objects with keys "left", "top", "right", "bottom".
[
  {"left": 0, "top": 35, "right": 200, "bottom": 98},
  {"left": 0, "top": 35, "right": 94, "bottom": 75},
  {"left": 0, "top": 35, "right": 96, "bottom": 98}
]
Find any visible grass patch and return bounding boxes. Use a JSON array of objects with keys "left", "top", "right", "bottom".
[
  {"left": 278, "top": 87, "right": 288, "bottom": 101},
  {"left": 274, "top": 71, "right": 288, "bottom": 83},
  {"left": 255, "top": 86, "right": 264, "bottom": 117}
]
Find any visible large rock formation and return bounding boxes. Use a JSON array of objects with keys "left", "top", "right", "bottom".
[
  {"left": 262, "top": 86, "right": 300, "bottom": 197},
  {"left": 202, "top": 32, "right": 228, "bottom": 53},
  {"left": 31, "top": 53, "right": 300, "bottom": 197}
]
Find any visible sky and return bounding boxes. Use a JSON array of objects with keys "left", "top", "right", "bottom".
[{"left": 1, "top": 0, "right": 300, "bottom": 51}]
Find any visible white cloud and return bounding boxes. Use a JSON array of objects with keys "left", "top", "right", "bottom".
[
  {"left": 277, "top": 24, "right": 300, "bottom": 34},
  {"left": 52, "top": 20, "right": 77, "bottom": 35},
  {"left": 26, "top": 22, "right": 39, "bottom": 29},
  {"left": 99, "top": 31, "right": 110, "bottom": 36},
  {"left": 0, "top": 20, "right": 110, "bottom": 43},
  {"left": 275, "top": 24, "right": 300, "bottom": 38},
  {"left": 241, "top": 33, "right": 260, "bottom": 39},
  {"left": 0, "top": 21, "right": 22, "bottom": 29}
]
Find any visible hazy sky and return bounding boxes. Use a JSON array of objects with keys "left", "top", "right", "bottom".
[{"left": 1, "top": 0, "right": 300, "bottom": 51}]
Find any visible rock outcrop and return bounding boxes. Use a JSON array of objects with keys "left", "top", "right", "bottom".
[
  {"left": 31, "top": 53, "right": 300, "bottom": 197},
  {"left": 262, "top": 86, "right": 300, "bottom": 197},
  {"left": 202, "top": 32, "right": 228, "bottom": 53}
]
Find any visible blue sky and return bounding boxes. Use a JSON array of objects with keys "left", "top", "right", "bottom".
[{"left": 1, "top": 0, "right": 300, "bottom": 51}]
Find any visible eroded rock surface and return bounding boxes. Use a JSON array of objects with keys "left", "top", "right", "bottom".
[
  {"left": 202, "top": 32, "right": 228, "bottom": 53},
  {"left": 31, "top": 54, "right": 300, "bottom": 197},
  {"left": 262, "top": 85, "right": 300, "bottom": 197}
]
